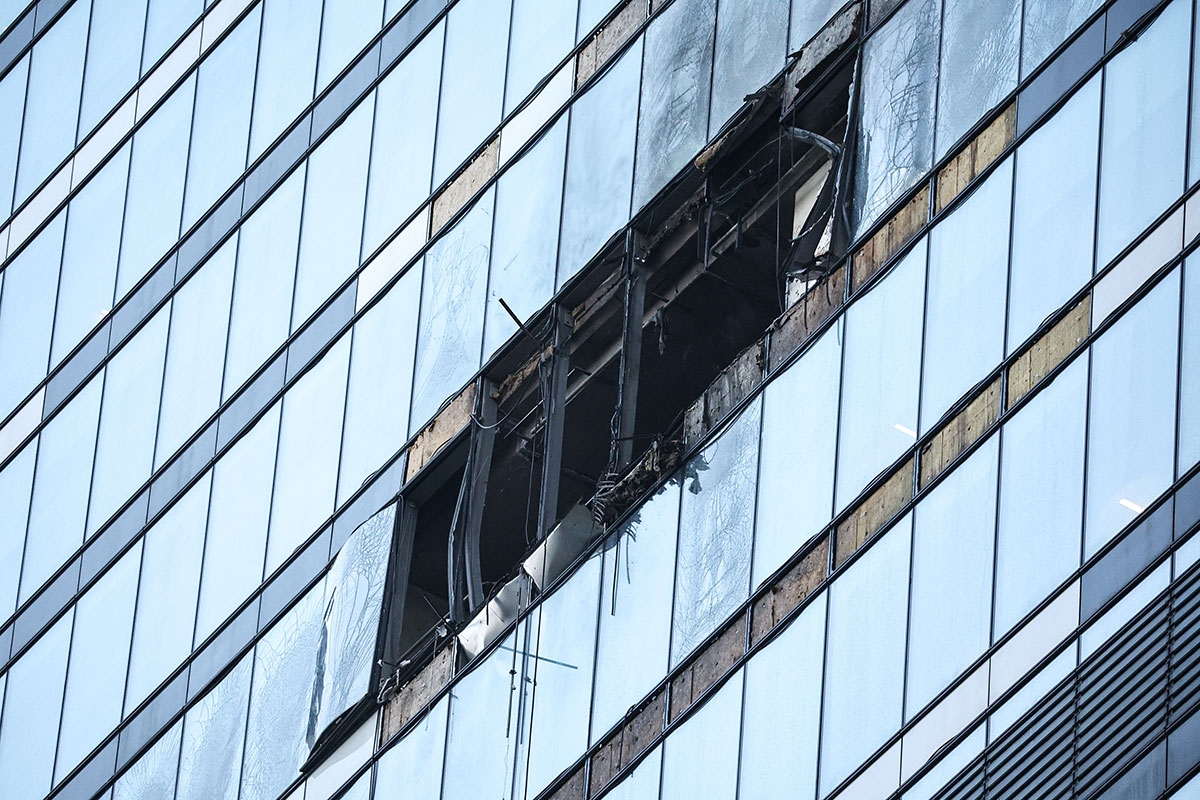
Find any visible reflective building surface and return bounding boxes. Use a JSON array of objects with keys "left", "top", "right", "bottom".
[{"left": 1, "top": 0, "right": 1199, "bottom": 798}]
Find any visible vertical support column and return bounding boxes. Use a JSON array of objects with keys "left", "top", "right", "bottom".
[
  {"left": 462, "top": 377, "right": 496, "bottom": 613},
  {"left": 616, "top": 230, "right": 648, "bottom": 470},
  {"left": 378, "top": 498, "right": 418, "bottom": 673},
  {"left": 537, "top": 305, "right": 573, "bottom": 540}
]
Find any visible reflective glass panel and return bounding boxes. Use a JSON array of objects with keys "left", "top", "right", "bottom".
[
  {"left": 1022, "top": 0, "right": 1103, "bottom": 77},
  {"left": 591, "top": 479, "right": 681, "bottom": 742},
  {"left": 485, "top": 118, "right": 566, "bottom": 357},
  {"left": 790, "top": 0, "right": 844, "bottom": 52},
  {"left": 0, "top": 442, "right": 34, "bottom": 618},
  {"left": 505, "top": 0, "right": 576, "bottom": 115},
  {"left": 78, "top": 0, "right": 148, "bottom": 135},
  {"left": 374, "top": 697, "right": 448, "bottom": 798},
  {"left": 0, "top": 612, "right": 72, "bottom": 799},
  {"left": 835, "top": 240, "right": 925, "bottom": 510},
  {"left": 558, "top": 39, "right": 641, "bottom": 283},
  {"left": 922, "top": 157, "right": 1011, "bottom": 429},
  {"left": 820, "top": 514, "right": 912, "bottom": 795},
  {"left": 0, "top": 56, "right": 27, "bottom": 216},
  {"left": 361, "top": 23, "right": 441, "bottom": 257},
  {"left": 935, "top": 0, "right": 1019, "bottom": 160},
  {"left": 86, "top": 308, "right": 169, "bottom": 537},
  {"left": 194, "top": 402, "right": 279, "bottom": 643},
  {"left": 248, "top": 0, "right": 322, "bottom": 161},
  {"left": 316, "top": 0, "right": 384, "bottom": 92},
  {"left": 338, "top": 266, "right": 420, "bottom": 505},
  {"left": 1008, "top": 75, "right": 1099, "bottom": 352},
  {"left": 996, "top": 358, "right": 1086, "bottom": 637},
  {"left": 14, "top": 0, "right": 87, "bottom": 205},
  {"left": 432, "top": 0, "right": 512, "bottom": 186},
  {"left": 266, "top": 335, "right": 350, "bottom": 573},
  {"left": 20, "top": 374, "right": 102, "bottom": 603},
  {"left": 660, "top": 670, "right": 743, "bottom": 800},
  {"left": 116, "top": 74, "right": 195, "bottom": 297},
  {"left": 143, "top": 0, "right": 202, "bottom": 68},
  {"left": 51, "top": 143, "right": 130, "bottom": 366},
  {"left": 0, "top": 211, "right": 64, "bottom": 417},
  {"left": 753, "top": 324, "right": 840, "bottom": 585},
  {"left": 223, "top": 166, "right": 305, "bottom": 400},
  {"left": 55, "top": 542, "right": 140, "bottom": 780},
  {"left": 410, "top": 188, "right": 493, "bottom": 433},
  {"left": 907, "top": 438, "right": 997, "bottom": 715},
  {"left": 176, "top": 653, "right": 253, "bottom": 800},
  {"left": 1097, "top": 0, "right": 1189, "bottom": 267},
  {"left": 710, "top": 0, "right": 787, "bottom": 133},
  {"left": 292, "top": 102, "right": 373, "bottom": 327},
  {"left": 155, "top": 237, "right": 235, "bottom": 467},
  {"left": 182, "top": 6, "right": 260, "bottom": 229},
  {"left": 113, "top": 721, "right": 181, "bottom": 800},
  {"left": 1086, "top": 270, "right": 1180, "bottom": 556},
  {"left": 633, "top": 0, "right": 716, "bottom": 211},
  {"left": 124, "top": 474, "right": 210, "bottom": 712},
  {"left": 606, "top": 747, "right": 661, "bottom": 800},
  {"left": 671, "top": 398, "right": 760, "bottom": 666},
  {"left": 1183, "top": 257, "right": 1200, "bottom": 472},
  {"left": 739, "top": 592, "right": 826, "bottom": 799},
  {"left": 854, "top": 0, "right": 939, "bottom": 234}
]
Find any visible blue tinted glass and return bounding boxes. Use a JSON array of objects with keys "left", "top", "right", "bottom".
[
  {"left": 590, "top": 480, "right": 681, "bottom": 742},
  {"left": 660, "top": 670, "right": 743, "bottom": 800},
  {"left": 375, "top": 697, "right": 448, "bottom": 798},
  {"left": 78, "top": 0, "right": 148, "bottom": 135},
  {"left": 996, "top": 358, "right": 1086, "bottom": 636},
  {"left": 1086, "top": 270, "right": 1180, "bottom": 556},
  {"left": 361, "top": 23, "right": 441, "bottom": 256},
  {"left": 20, "top": 374, "right": 102, "bottom": 604},
  {"left": 505, "top": 0, "right": 576, "bottom": 114},
  {"left": 51, "top": 143, "right": 130, "bottom": 366},
  {"left": 194, "top": 402, "right": 279, "bottom": 644},
  {"left": 143, "top": 0, "right": 202, "bottom": 68},
  {"left": 223, "top": 166, "right": 305, "bottom": 399},
  {"left": 1097, "top": 0, "right": 1189, "bottom": 267},
  {"left": 182, "top": 6, "right": 260, "bottom": 229},
  {"left": 835, "top": 241, "right": 925, "bottom": 510},
  {"left": 790, "top": 0, "right": 843, "bottom": 52},
  {"left": 86, "top": 308, "right": 169, "bottom": 538},
  {"left": 55, "top": 542, "right": 141, "bottom": 780},
  {"left": 292, "top": 102, "right": 373, "bottom": 327},
  {"left": 316, "top": 0, "right": 384, "bottom": 92},
  {"left": 432, "top": 0, "right": 511, "bottom": 186},
  {"left": 155, "top": 237, "right": 235, "bottom": 467},
  {"left": 711, "top": 0, "right": 787, "bottom": 133},
  {"left": 671, "top": 398, "right": 760, "bottom": 665},
  {"left": 0, "top": 443, "right": 35, "bottom": 618},
  {"left": 113, "top": 720, "right": 181, "bottom": 800},
  {"left": 249, "top": 0, "right": 322, "bottom": 161},
  {"left": 116, "top": 74, "right": 196, "bottom": 298},
  {"left": 176, "top": 653, "right": 252, "bottom": 800},
  {"left": 0, "top": 55, "right": 28, "bottom": 216},
  {"left": 0, "top": 211, "right": 64, "bottom": 417},
  {"left": 633, "top": 0, "right": 716, "bottom": 211},
  {"left": 907, "top": 437, "right": 997, "bottom": 715},
  {"left": 1183, "top": 258, "right": 1200, "bottom": 473},
  {"left": 14, "top": 0, "right": 88, "bottom": 204},
  {"left": 266, "top": 336, "right": 350, "bottom": 573},
  {"left": 921, "top": 157, "right": 1011, "bottom": 429},
  {"left": 410, "top": 188, "right": 493, "bottom": 433},
  {"left": 124, "top": 474, "right": 209, "bottom": 712},
  {"left": 485, "top": 118, "right": 566, "bottom": 357},
  {"left": 819, "top": 514, "right": 911, "bottom": 795},
  {"left": 1022, "top": 0, "right": 1103, "bottom": 78},
  {"left": 1009, "top": 75, "right": 1099, "bottom": 352},
  {"left": 0, "top": 612, "right": 72, "bottom": 799},
  {"left": 558, "top": 39, "right": 641, "bottom": 284},
  {"left": 338, "top": 267, "right": 419, "bottom": 504}
]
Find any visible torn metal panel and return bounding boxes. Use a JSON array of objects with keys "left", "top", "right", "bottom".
[
  {"left": 456, "top": 571, "right": 532, "bottom": 660},
  {"left": 523, "top": 504, "right": 599, "bottom": 591}
]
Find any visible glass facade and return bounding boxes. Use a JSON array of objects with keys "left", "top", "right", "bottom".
[{"left": 1, "top": 0, "right": 1200, "bottom": 799}]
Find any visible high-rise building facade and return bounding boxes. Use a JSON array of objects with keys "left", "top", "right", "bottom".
[{"left": 0, "top": 0, "right": 1199, "bottom": 798}]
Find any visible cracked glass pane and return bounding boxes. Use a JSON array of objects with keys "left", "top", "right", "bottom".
[
  {"left": 411, "top": 188, "right": 494, "bottom": 434},
  {"left": 177, "top": 654, "right": 252, "bottom": 800},
  {"left": 558, "top": 38, "right": 640, "bottom": 284},
  {"left": 241, "top": 581, "right": 328, "bottom": 800},
  {"left": 710, "top": 0, "right": 787, "bottom": 134},
  {"left": 790, "top": 0, "right": 844, "bottom": 53},
  {"left": 633, "top": 0, "right": 717, "bottom": 211},
  {"left": 671, "top": 397, "right": 761, "bottom": 666},
  {"left": 590, "top": 478, "right": 680, "bottom": 742},
  {"left": 313, "top": 503, "right": 395, "bottom": 734},
  {"left": 853, "top": 0, "right": 939, "bottom": 235},
  {"left": 112, "top": 721, "right": 181, "bottom": 800},
  {"left": 935, "top": 0, "right": 1019, "bottom": 160},
  {"left": 1022, "top": 0, "right": 1103, "bottom": 78}
]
